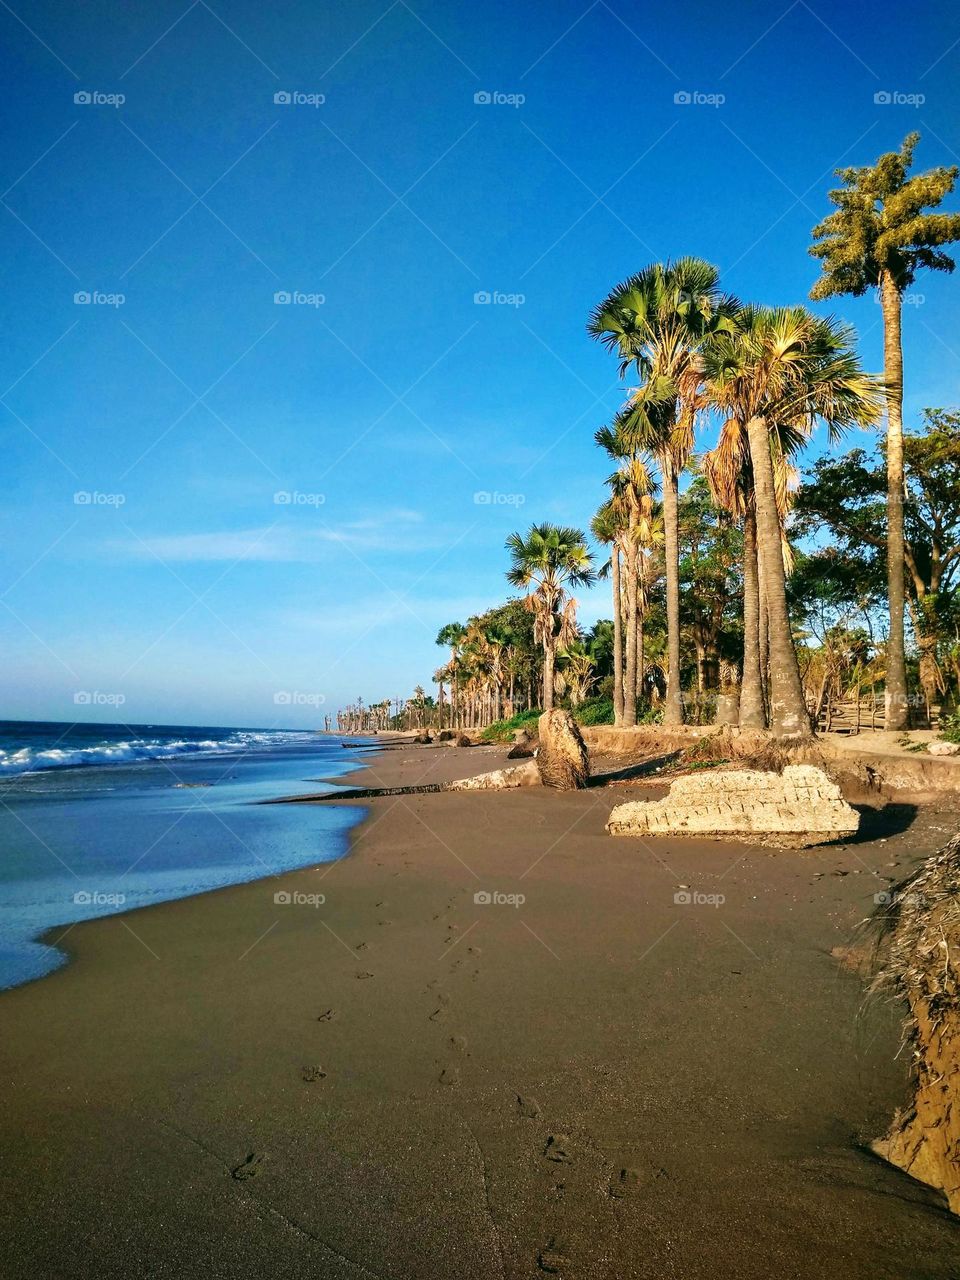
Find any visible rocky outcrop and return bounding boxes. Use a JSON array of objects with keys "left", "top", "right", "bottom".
[
  {"left": 869, "top": 833, "right": 960, "bottom": 1213},
  {"left": 536, "top": 710, "right": 589, "bottom": 791},
  {"left": 606, "top": 764, "right": 859, "bottom": 847}
]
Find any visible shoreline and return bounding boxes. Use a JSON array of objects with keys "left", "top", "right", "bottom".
[{"left": 2, "top": 744, "right": 959, "bottom": 1276}]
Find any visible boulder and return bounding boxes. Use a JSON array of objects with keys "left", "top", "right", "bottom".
[
  {"left": 536, "top": 710, "right": 589, "bottom": 791},
  {"left": 506, "top": 728, "right": 536, "bottom": 759},
  {"left": 928, "top": 741, "right": 960, "bottom": 756},
  {"left": 606, "top": 764, "right": 858, "bottom": 847}
]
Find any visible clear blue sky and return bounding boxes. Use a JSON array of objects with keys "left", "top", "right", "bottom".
[{"left": 2, "top": 0, "right": 959, "bottom": 727}]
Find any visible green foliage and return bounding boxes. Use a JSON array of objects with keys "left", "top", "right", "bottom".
[
  {"left": 479, "top": 709, "right": 542, "bottom": 742},
  {"left": 940, "top": 710, "right": 960, "bottom": 745},
  {"left": 573, "top": 697, "right": 615, "bottom": 726},
  {"left": 810, "top": 133, "right": 960, "bottom": 296}
]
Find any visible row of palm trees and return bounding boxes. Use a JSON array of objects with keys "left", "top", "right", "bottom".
[{"left": 341, "top": 135, "right": 959, "bottom": 742}]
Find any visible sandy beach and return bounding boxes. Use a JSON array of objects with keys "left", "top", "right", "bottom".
[{"left": 2, "top": 743, "right": 959, "bottom": 1278}]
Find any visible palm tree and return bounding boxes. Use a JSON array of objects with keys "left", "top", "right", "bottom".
[
  {"left": 810, "top": 133, "right": 960, "bottom": 730},
  {"left": 436, "top": 622, "right": 467, "bottom": 728},
  {"left": 505, "top": 524, "right": 596, "bottom": 712},
  {"left": 591, "top": 501, "right": 625, "bottom": 724},
  {"left": 702, "top": 307, "right": 884, "bottom": 739}
]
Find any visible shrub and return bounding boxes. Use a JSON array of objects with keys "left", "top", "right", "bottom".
[{"left": 479, "top": 709, "right": 542, "bottom": 743}]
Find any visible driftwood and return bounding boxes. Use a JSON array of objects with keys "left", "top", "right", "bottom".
[{"left": 535, "top": 710, "right": 589, "bottom": 790}]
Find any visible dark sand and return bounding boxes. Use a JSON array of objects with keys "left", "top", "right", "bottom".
[{"left": 1, "top": 744, "right": 959, "bottom": 1278}]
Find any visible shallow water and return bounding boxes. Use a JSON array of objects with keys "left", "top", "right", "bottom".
[{"left": 0, "top": 722, "right": 367, "bottom": 989}]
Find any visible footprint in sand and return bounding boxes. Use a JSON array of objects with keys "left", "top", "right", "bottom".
[
  {"left": 355, "top": 941, "right": 371, "bottom": 952},
  {"left": 377, "top": 919, "right": 392, "bottom": 926},
  {"left": 301, "top": 1065, "right": 327, "bottom": 1083},
  {"left": 537, "top": 1239, "right": 569, "bottom": 1273},
  {"left": 543, "top": 1134, "right": 573, "bottom": 1163},
  {"left": 448, "top": 1034, "right": 468, "bottom": 1054},
  {"left": 437, "top": 1066, "right": 460, "bottom": 1087},
  {"left": 467, "top": 945, "right": 481, "bottom": 956},
  {"left": 355, "top": 970, "right": 374, "bottom": 980},
  {"left": 608, "top": 1167, "right": 641, "bottom": 1198},
  {"left": 516, "top": 1095, "right": 541, "bottom": 1119},
  {"left": 428, "top": 994, "right": 451, "bottom": 1022},
  {"left": 231, "top": 1153, "right": 265, "bottom": 1180},
  {"left": 316, "top": 1008, "right": 338, "bottom": 1022}
]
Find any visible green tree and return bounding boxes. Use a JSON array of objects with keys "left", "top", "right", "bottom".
[
  {"left": 589, "top": 258, "right": 737, "bottom": 725},
  {"left": 810, "top": 132, "right": 960, "bottom": 729},
  {"left": 505, "top": 524, "right": 596, "bottom": 712}
]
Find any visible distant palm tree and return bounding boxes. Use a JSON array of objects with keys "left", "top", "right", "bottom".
[
  {"left": 702, "top": 306, "right": 883, "bottom": 738},
  {"left": 505, "top": 524, "right": 596, "bottom": 712},
  {"left": 436, "top": 622, "right": 467, "bottom": 728},
  {"left": 810, "top": 133, "right": 960, "bottom": 729},
  {"left": 589, "top": 258, "right": 738, "bottom": 725}
]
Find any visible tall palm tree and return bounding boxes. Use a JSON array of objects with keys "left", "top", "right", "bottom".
[
  {"left": 436, "top": 622, "right": 467, "bottom": 728},
  {"left": 809, "top": 132, "right": 960, "bottom": 730},
  {"left": 588, "top": 258, "right": 738, "bottom": 725},
  {"left": 702, "top": 307, "right": 884, "bottom": 739},
  {"left": 505, "top": 524, "right": 596, "bottom": 712},
  {"left": 590, "top": 501, "right": 625, "bottom": 724},
  {"left": 594, "top": 425, "right": 657, "bottom": 725}
]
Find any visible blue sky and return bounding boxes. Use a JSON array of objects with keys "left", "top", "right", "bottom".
[{"left": 2, "top": 0, "right": 959, "bottom": 727}]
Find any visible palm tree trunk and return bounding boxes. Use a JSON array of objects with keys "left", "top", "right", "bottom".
[
  {"left": 543, "top": 638, "right": 555, "bottom": 712},
  {"left": 637, "top": 611, "right": 645, "bottom": 712},
  {"left": 611, "top": 545, "right": 624, "bottom": 725},
  {"left": 739, "top": 506, "right": 766, "bottom": 730},
  {"left": 881, "top": 270, "right": 909, "bottom": 730},
  {"left": 746, "top": 415, "right": 812, "bottom": 739},
  {"left": 758, "top": 551, "right": 769, "bottom": 713},
  {"left": 661, "top": 456, "right": 684, "bottom": 725},
  {"left": 622, "top": 532, "right": 638, "bottom": 727}
]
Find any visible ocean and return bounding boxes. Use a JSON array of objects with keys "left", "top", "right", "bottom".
[{"left": 0, "top": 720, "right": 367, "bottom": 990}]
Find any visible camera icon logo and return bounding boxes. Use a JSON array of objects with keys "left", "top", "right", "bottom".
[
  {"left": 473, "top": 291, "right": 491, "bottom": 304},
  {"left": 74, "top": 291, "right": 91, "bottom": 304},
  {"left": 274, "top": 91, "right": 292, "bottom": 104},
  {"left": 674, "top": 90, "right": 691, "bottom": 105},
  {"left": 274, "top": 691, "right": 292, "bottom": 705},
  {"left": 874, "top": 91, "right": 892, "bottom": 104},
  {"left": 74, "top": 690, "right": 92, "bottom": 704},
  {"left": 274, "top": 290, "right": 291, "bottom": 304},
  {"left": 73, "top": 890, "right": 92, "bottom": 904},
  {"left": 473, "top": 91, "right": 492, "bottom": 105},
  {"left": 474, "top": 890, "right": 492, "bottom": 905},
  {"left": 74, "top": 90, "right": 92, "bottom": 104},
  {"left": 673, "top": 890, "right": 692, "bottom": 905},
  {"left": 274, "top": 890, "right": 291, "bottom": 905}
]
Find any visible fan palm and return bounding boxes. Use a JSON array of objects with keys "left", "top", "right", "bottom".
[
  {"left": 702, "top": 306, "right": 884, "bottom": 739},
  {"left": 436, "top": 622, "right": 467, "bottom": 728},
  {"left": 591, "top": 500, "right": 625, "bottom": 724},
  {"left": 505, "top": 524, "right": 596, "bottom": 712},
  {"left": 588, "top": 258, "right": 738, "bottom": 725},
  {"left": 810, "top": 133, "right": 960, "bottom": 728}
]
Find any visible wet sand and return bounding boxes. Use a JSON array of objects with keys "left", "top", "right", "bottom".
[{"left": 1, "top": 744, "right": 958, "bottom": 1278}]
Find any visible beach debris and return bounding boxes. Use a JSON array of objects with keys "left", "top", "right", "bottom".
[
  {"left": 301, "top": 1065, "right": 326, "bottom": 1083},
  {"left": 413, "top": 732, "right": 433, "bottom": 745},
  {"left": 606, "top": 764, "right": 858, "bottom": 847},
  {"left": 928, "top": 741, "right": 960, "bottom": 756},
  {"left": 355, "top": 970, "right": 374, "bottom": 980},
  {"left": 516, "top": 1094, "right": 541, "bottom": 1118},
  {"left": 446, "top": 761, "right": 540, "bottom": 791},
  {"left": 867, "top": 830, "right": 960, "bottom": 1215},
  {"left": 316, "top": 1008, "right": 337, "bottom": 1022},
  {"left": 231, "top": 1153, "right": 265, "bottom": 1180},
  {"left": 535, "top": 710, "right": 589, "bottom": 791},
  {"left": 455, "top": 733, "right": 472, "bottom": 747},
  {"left": 507, "top": 727, "right": 537, "bottom": 759}
]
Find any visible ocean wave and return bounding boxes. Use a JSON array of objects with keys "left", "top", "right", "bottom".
[{"left": 0, "top": 730, "right": 316, "bottom": 777}]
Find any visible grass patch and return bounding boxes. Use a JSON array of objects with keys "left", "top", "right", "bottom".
[{"left": 479, "top": 709, "right": 542, "bottom": 743}]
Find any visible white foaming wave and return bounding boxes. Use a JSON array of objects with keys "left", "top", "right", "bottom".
[{"left": 0, "top": 730, "right": 317, "bottom": 777}]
